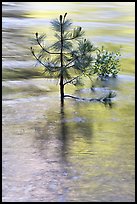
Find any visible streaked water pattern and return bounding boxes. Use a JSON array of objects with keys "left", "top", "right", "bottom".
[{"left": 2, "top": 2, "right": 135, "bottom": 202}]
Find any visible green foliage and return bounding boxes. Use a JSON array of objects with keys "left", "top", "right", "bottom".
[
  {"left": 31, "top": 13, "right": 121, "bottom": 104},
  {"left": 31, "top": 13, "right": 97, "bottom": 85},
  {"left": 51, "top": 15, "right": 72, "bottom": 32},
  {"left": 92, "top": 46, "right": 120, "bottom": 80}
]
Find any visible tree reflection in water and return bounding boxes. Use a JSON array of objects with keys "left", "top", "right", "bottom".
[
  {"left": 33, "top": 99, "right": 113, "bottom": 164},
  {"left": 33, "top": 101, "right": 95, "bottom": 162}
]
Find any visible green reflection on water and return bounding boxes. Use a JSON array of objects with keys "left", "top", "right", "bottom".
[
  {"left": 2, "top": 2, "right": 135, "bottom": 202},
  {"left": 2, "top": 76, "right": 135, "bottom": 201}
]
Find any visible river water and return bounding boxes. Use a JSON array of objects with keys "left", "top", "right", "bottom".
[{"left": 2, "top": 2, "right": 135, "bottom": 202}]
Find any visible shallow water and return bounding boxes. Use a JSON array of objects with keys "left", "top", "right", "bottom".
[{"left": 2, "top": 2, "right": 135, "bottom": 202}]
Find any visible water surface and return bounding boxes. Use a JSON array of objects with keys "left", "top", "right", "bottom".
[{"left": 2, "top": 2, "right": 135, "bottom": 202}]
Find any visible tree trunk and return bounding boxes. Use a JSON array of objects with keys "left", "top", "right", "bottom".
[
  {"left": 60, "top": 15, "right": 64, "bottom": 106},
  {"left": 60, "top": 74, "right": 64, "bottom": 106}
]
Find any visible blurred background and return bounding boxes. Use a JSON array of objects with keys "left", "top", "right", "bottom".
[
  {"left": 2, "top": 2, "right": 135, "bottom": 77},
  {"left": 2, "top": 2, "right": 135, "bottom": 202}
]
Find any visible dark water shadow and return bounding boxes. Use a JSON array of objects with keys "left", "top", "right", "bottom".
[
  {"left": 33, "top": 101, "right": 94, "bottom": 164},
  {"left": 33, "top": 92, "right": 115, "bottom": 165}
]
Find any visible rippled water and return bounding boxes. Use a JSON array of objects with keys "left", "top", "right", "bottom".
[{"left": 2, "top": 2, "right": 135, "bottom": 202}]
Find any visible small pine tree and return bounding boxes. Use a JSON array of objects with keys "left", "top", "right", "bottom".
[{"left": 31, "top": 13, "right": 97, "bottom": 105}]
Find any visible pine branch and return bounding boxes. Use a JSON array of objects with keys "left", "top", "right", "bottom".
[
  {"left": 64, "top": 94, "right": 101, "bottom": 102},
  {"left": 63, "top": 64, "right": 75, "bottom": 69},
  {"left": 63, "top": 12, "right": 67, "bottom": 24},
  {"left": 31, "top": 47, "right": 47, "bottom": 67},
  {"left": 64, "top": 55, "right": 79, "bottom": 68},
  {"left": 47, "top": 41, "right": 71, "bottom": 55},
  {"left": 64, "top": 93, "right": 114, "bottom": 104},
  {"left": 63, "top": 73, "right": 83, "bottom": 85},
  {"left": 31, "top": 47, "right": 60, "bottom": 72},
  {"left": 35, "top": 33, "right": 60, "bottom": 55},
  {"left": 64, "top": 27, "right": 84, "bottom": 41}
]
